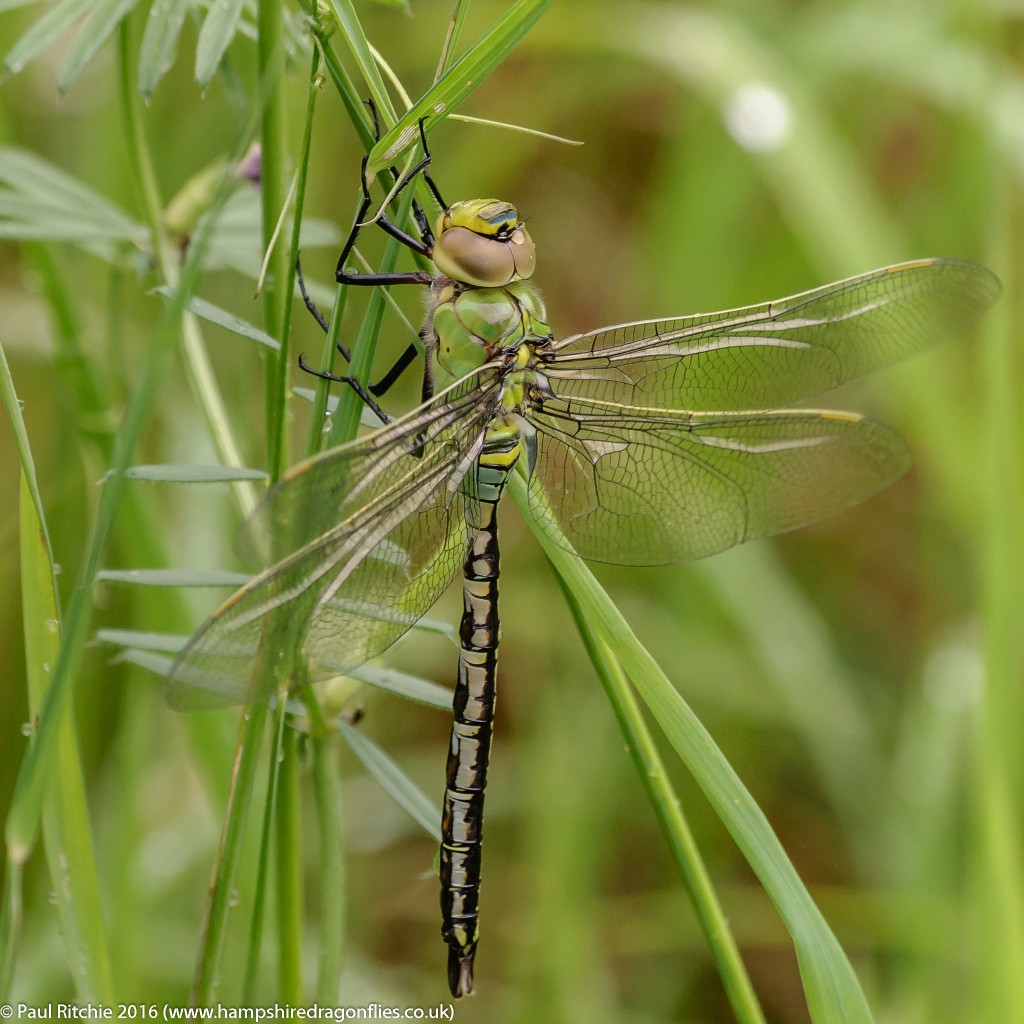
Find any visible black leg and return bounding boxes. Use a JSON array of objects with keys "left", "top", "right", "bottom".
[
  {"left": 411, "top": 199, "right": 435, "bottom": 249},
  {"left": 368, "top": 343, "right": 418, "bottom": 397},
  {"left": 298, "top": 354, "right": 391, "bottom": 424},
  {"left": 335, "top": 157, "right": 434, "bottom": 284},
  {"left": 315, "top": 109, "right": 446, "bottom": 425},
  {"left": 414, "top": 117, "right": 448, "bottom": 212},
  {"left": 296, "top": 255, "right": 355, "bottom": 362}
]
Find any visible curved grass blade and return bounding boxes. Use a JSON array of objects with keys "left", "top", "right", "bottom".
[
  {"left": 124, "top": 463, "right": 268, "bottom": 482},
  {"left": 339, "top": 721, "right": 440, "bottom": 840},
  {"left": 366, "top": 0, "right": 551, "bottom": 175},
  {"left": 57, "top": 0, "right": 142, "bottom": 91},
  {"left": 326, "top": 0, "right": 397, "bottom": 125},
  {"left": 2, "top": 0, "right": 93, "bottom": 74},
  {"left": 347, "top": 664, "right": 453, "bottom": 710},
  {"left": 138, "top": 0, "right": 191, "bottom": 98},
  {"left": 0, "top": 148, "right": 144, "bottom": 242},
  {"left": 513, "top": 472, "right": 875, "bottom": 1023},
  {"left": 194, "top": 0, "right": 244, "bottom": 87},
  {"left": 152, "top": 289, "right": 282, "bottom": 351},
  {"left": 562, "top": 585, "right": 766, "bottom": 1024},
  {"left": 96, "top": 628, "right": 189, "bottom": 652},
  {"left": 97, "top": 568, "right": 252, "bottom": 587},
  {"left": 2, "top": 343, "right": 114, "bottom": 1001},
  {"left": 433, "top": 0, "right": 469, "bottom": 82}
]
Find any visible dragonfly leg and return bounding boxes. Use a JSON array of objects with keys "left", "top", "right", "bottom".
[
  {"left": 297, "top": 353, "right": 390, "bottom": 424},
  {"left": 297, "top": 254, "right": 428, "bottom": 403},
  {"left": 367, "top": 100, "right": 436, "bottom": 248},
  {"left": 335, "top": 156, "right": 433, "bottom": 285},
  {"left": 415, "top": 114, "right": 448, "bottom": 212}
]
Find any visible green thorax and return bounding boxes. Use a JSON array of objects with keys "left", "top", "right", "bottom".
[{"left": 431, "top": 279, "right": 549, "bottom": 382}]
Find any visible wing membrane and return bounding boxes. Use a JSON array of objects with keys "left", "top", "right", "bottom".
[
  {"left": 527, "top": 395, "right": 909, "bottom": 566},
  {"left": 167, "top": 371, "right": 501, "bottom": 710},
  {"left": 544, "top": 259, "right": 999, "bottom": 410}
]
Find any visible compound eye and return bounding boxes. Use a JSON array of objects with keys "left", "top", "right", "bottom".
[
  {"left": 432, "top": 226, "right": 516, "bottom": 287},
  {"left": 509, "top": 227, "right": 536, "bottom": 280}
]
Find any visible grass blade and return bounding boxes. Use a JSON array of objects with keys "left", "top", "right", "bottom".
[
  {"left": 97, "top": 568, "right": 252, "bottom": 587},
  {"left": 325, "top": 0, "right": 397, "bottom": 125},
  {"left": 124, "top": 463, "right": 268, "bottom": 482},
  {"left": 367, "top": 0, "right": 551, "bottom": 174},
  {"left": 138, "top": 0, "right": 191, "bottom": 98},
  {"left": 57, "top": 0, "right": 142, "bottom": 91},
  {"left": 339, "top": 721, "right": 439, "bottom": 840},
  {"left": 513, "top": 473, "right": 875, "bottom": 1024},
  {"left": 0, "top": 147, "right": 144, "bottom": 240},
  {"left": 346, "top": 665, "right": 453, "bottom": 710},
  {"left": 194, "top": 0, "right": 244, "bottom": 87},
  {"left": 560, "top": 581, "right": 767, "bottom": 1024},
  {"left": 1, "top": 343, "right": 114, "bottom": 1001},
  {"left": 2, "top": 0, "right": 93, "bottom": 73}
]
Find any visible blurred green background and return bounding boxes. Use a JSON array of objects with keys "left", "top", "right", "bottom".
[{"left": 1, "top": 0, "right": 1021, "bottom": 1021}]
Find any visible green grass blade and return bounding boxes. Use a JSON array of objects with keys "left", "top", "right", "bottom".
[
  {"left": 560, "top": 581, "right": 767, "bottom": 1024},
  {"left": 1, "top": 343, "right": 114, "bottom": 1000},
  {"left": 2, "top": 0, "right": 93, "bottom": 73},
  {"left": 2, "top": 122, "right": 247, "bottom": 864},
  {"left": 192, "top": 703, "right": 270, "bottom": 1003},
  {"left": 0, "top": 147, "right": 144, "bottom": 239},
  {"left": 974, "top": 165, "right": 1024, "bottom": 1016},
  {"left": 57, "top": 0, "right": 142, "bottom": 91},
  {"left": 346, "top": 665, "right": 453, "bottom": 710},
  {"left": 97, "top": 568, "right": 251, "bottom": 587},
  {"left": 0, "top": 863, "right": 20, "bottom": 999},
  {"left": 273, "top": 725, "right": 303, "bottom": 1000},
  {"left": 152, "top": 290, "right": 282, "bottom": 351},
  {"left": 367, "top": 0, "right": 551, "bottom": 174},
  {"left": 137, "top": 0, "right": 190, "bottom": 97},
  {"left": 21, "top": 479, "right": 115, "bottom": 1002},
  {"left": 194, "top": 0, "right": 245, "bottom": 87},
  {"left": 339, "top": 721, "right": 440, "bottom": 841},
  {"left": 309, "top": 726, "right": 344, "bottom": 1002},
  {"left": 512, "top": 474, "right": 875, "bottom": 1024},
  {"left": 96, "top": 628, "right": 189, "bottom": 652},
  {"left": 124, "top": 464, "right": 268, "bottom": 482},
  {"left": 433, "top": 0, "right": 470, "bottom": 81},
  {"left": 325, "top": 0, "right": 397, "bottom": 125}
]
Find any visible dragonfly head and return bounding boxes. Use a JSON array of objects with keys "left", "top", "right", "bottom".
[{"left": 432, "top": 199, "right": 536, "bottom": 288}]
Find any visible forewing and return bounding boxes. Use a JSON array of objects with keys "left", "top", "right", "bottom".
[
  {"left": 167, "top": 373, "right": 499, "bottom": 710},
  {"left": 527, "top": 397, "right": 910, "bottom": 566},
  {"left": 545, "top": 259, "right": 999, "bottom": 410}
]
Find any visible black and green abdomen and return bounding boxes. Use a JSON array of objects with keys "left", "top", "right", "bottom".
[{"left": 439, "top": 431, "right": 520, "bottom": 997}]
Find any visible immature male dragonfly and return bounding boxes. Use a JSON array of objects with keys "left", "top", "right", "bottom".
[{"left": 168, "top": 130, "right": 999, "bottom": 997}]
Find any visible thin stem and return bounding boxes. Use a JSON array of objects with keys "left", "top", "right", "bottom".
[
  {"left": 275, "top": 727, "right": 304, "bottom": 1001},
  {"left": 192, "top": 705, "right": 270, "bottom": 1004},
  {"left": 242, "top": 699, "right": 287, "bottom": 1002},
  {"left": 257, "top": 0, "right": 291, "bottom": 483}
]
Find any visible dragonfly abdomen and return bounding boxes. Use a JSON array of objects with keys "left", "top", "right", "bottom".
[{"left": 440, "top": 432, "right": 519, "bottom": 997}]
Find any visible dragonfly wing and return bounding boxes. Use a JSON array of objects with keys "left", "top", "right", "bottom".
[
  {"left": 546, "top": 259, "right": 999, "bottom": 410},
  {"left": 167, "top": 373, "right": 499, "bottom": 710},
  {"left": 526, "top": 397, "right": 909, "bottom": 566}
]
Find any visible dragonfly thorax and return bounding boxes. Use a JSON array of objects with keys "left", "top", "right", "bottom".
[
  {"left": 432, "top": 199, "right": 536, "bottom": 288},
  {"left": 430, "top": 277, "right": 550, "bottom": 383}
]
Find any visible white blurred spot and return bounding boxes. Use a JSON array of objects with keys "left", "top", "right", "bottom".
[
  {"left": 139, "top": 826, "right": 197, "bottom": 879},
  {"left": 723, "top": 83, "right": 792, "bottom": 152},
  {"left": 922, "top": 640, "right": 984, "bottom": 710}
]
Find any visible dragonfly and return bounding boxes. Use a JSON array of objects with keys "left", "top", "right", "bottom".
[{"left": 167, "top": 127, "right": 1000, "bottom": 997}]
